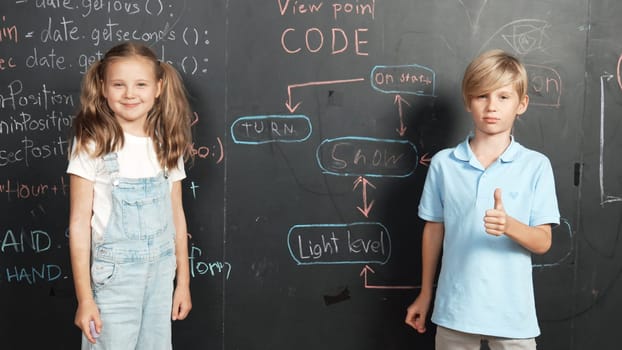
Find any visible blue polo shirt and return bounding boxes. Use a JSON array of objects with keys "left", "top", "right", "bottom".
[{"left": 418, "top": 135, "right": 560, "bottom": 338}]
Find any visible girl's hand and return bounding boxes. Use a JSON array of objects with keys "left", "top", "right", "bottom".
[
  {"left": 172, "top": 285, "right": 192, "bottom": 321},
  {"left": 74, "top": 299, "right": 101, "bottom": 344}
]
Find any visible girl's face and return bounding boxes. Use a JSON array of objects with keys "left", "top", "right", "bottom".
[
  {"left": 467, "top": 83, "right": 529, "bottom": 138},
  {"left": 102, "top": 56, "right": 162, "bottom": 136}
]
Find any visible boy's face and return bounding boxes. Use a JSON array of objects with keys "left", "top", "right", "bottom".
[{"left": 466, "top": 83, "right": 528, "bottom": 138}]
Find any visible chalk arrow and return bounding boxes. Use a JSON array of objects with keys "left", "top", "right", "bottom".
[
  {"left": 190, "top": 112, "right": 199, "bottom": 127},
  {"left": 353, "top": 176, "right": 376, "bottom": 217},
  {"left": 599, "top": 73, "right": 622, "bottom": 205},
  {"left": 285, "top": 78, "right": 365, "bottom": 113},
  {"left": 360, "top": 265, "right": 420, "bottom": 290},
  {"left": 394, "top": 94, "right": 411, "bottom": 137},
  {"left": 419, "top": 152, "right": 432, "bottom": 167}
]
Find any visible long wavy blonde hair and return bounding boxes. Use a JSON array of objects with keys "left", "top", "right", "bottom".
[{"left": 72, "top": 42, "right": 193, "bottom": 170}]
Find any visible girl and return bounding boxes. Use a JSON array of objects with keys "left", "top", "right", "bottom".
[{"left": 68, "top": 42, "right": 193, "bottom": 349}]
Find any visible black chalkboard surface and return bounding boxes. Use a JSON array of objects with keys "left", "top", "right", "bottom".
[{"left": 0, "top": 1, "right": 621, "bottom": 349}]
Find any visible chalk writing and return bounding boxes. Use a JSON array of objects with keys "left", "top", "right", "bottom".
[
  {"left": 316, "top": 136, "right": 418, "bottom": 178},
  {"left": 77, "top": 50, "right": 105, "bottom": 74},
  {"left": 189, "top": 245, "right": 232, "bottom": 279},
  {"left": 285, "top": 77, "right": 365, "bottom": 113},
  {"left": 370, "top": 64, "right": 436, "bottom": 96},
  {"left": 419, "top": 152, "right": 432, "bottom": 167},
  {"left": 278, "top": 0, "right": 323, "bottom": 16},
  {"left": 0, "top": 110, "right": 74, "bottom": 135},
  {"left": 352, "top": 176, "right": 375, "bottom": 217},
  {"left": 281, "top": 27, "right": 369, "bottom": 55},
  {"left": 231, "top": 115, "right": 312, "bottom": 144},
  {"left": 532, "top": 218, "right": 574, "bottom": 268},
  {"left": 277, "top": 0, "right": 375, "bottom": 20},
  {"left": 0, "top": 176, "right": 68, "bottom": 200},
  {"left": 189, "top": 181, "right": 199, "bottom": 199},
  {"left": 359, "top": 265, "right": 420, "bottom": 290},
  {"left": 0, "top": 54, "right": 17, "bottom": 71},
  {"left": 181, "top": 27, "right": 209, "bottom": 46},
  {"left": 25, "top": 47, "right": 67, "bottom": 70},
  {"left": 188, "top": 136, "right": 224, "bottom": 164},
  {"left": 80, "top": 0, "right": 142, "bottom": 17},
  {"left": 288, "top": 222, "right": 391, "bottom": 265},
  {"left": 179, "top": 55, "right": 207, "bottom": 75},
  {"left": 2, "top": 264, "right": 62, "bottom": 284},
  {"left": 0, "top": 15, "right": 18, "bottom": 43},
  {"left": 331, "top": 0, "right": 375, "bottom": 20},
  {"left": 394, "top": 94, "right": 411, "bottom": 136},
  {"left": 89, "top": 18, "right": 175, "bottom": 46},
  {"left": 34, "top": 0, "right": 75, "bottom": 10},
  {"left": 0, "top": 80, "right": 74, "bottom": 111},
  {"left": 526, "top": 64, "right": 562, "bottom": 108},
  {"left": 277, "top": 0, "right": 374, "bottom": 55},
  {"left": 40, "top": 16, "right": 80, "bottom": 43},
  {"left": 158, "top": 45, "right": 210, "bottom": 76},
  {"left": 481, "top": 19, "right": 551, "bottom": 55},
  {"left": 1, "top": 229, "right": 51, "bottom": 253},
  {"left": 598, "top": 73, "right": 622, "bottom": 205},
  {"left": 0, "top": 135, "right": 69, "bottom": 167},
  {"left": 458, "top": 0, "right": 487, "bottom": 33},
  {"left": 28, "top": 0, "right": 164, "bottom": 17}
]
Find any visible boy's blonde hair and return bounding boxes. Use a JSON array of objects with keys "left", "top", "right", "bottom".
[
  {"left": 72, "top": 42, "right": 193, "bottom": 170},
  {"left": 461, "top": 49, "right": 528, "bottom": 107}
]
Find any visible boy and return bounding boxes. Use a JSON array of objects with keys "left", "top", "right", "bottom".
[{"left": 405, "top": 49, "right": 560, "bottom": 349}]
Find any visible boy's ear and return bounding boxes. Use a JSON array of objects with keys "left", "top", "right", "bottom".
[{"left": 517, "top": 94, "right": 529, "bottom": 115}]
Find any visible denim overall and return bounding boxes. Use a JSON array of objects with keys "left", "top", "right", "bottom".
[{"left": 83, "top": 153, "right": 176, "bottom": 350}]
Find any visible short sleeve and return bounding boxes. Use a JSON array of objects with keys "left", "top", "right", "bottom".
[
  {"left": 530, "top": 157, "right": 560, "bottom": 227},
  {"left": 418, "top": 154, "right": 445, "bottom": 223},
  {"left": 66, "top": 141, "right": 97, "bottom": 182},
  {"left": 167, "top": 156, "right": 186, "bottom": 183}
]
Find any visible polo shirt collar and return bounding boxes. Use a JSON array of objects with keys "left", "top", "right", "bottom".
[{"left": 453, "top": 133, "right": 520, "bottom": 165}]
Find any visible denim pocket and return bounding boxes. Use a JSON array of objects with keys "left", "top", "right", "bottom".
[
  {"left": 121, "top": 196, "right": 166, "bottom": 239},
  {"left": 91, "top": 261, "right": 117, "bottom": 292}
]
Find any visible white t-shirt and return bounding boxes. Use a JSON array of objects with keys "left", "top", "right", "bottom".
[{"left": 67, "top": 133, "right": 185, "bottom": 239}]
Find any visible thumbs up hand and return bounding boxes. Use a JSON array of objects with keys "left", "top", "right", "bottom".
[{"left": 484, "top": 188, "right": 507, "bottom": 236}]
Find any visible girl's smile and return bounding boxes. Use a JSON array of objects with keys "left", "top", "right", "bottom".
[{"left": 102, "top": 56, "right": 162, "bottom": 136}]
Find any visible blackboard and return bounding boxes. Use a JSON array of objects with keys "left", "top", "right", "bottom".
[{"left": 0, "top": 1, "right": 621, "bottom": 349}]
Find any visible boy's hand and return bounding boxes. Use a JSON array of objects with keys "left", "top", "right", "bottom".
[
  {"left": 405, "top": 293, "right": 431, "bottom": 333},
  {"left": 484, "top": 188, "right": 507, "bottom": 236}
]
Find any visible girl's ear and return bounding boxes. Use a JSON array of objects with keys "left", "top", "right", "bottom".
[
  {"left": 156, "top": 78, "right": 163, "bottom": 99},
  {"left": 101, "top": 80, "right": 107, "bottom": 98}
]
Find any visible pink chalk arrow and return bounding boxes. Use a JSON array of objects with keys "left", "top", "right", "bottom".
[
  {"left": 419, "top": 152, "right": 432, "bottom": 167},
  {"left": 285, "top": 78, "right": 365, "bottom": 113},
  {"left": 394, "top": 94, "right": 411, "bottom": 137},
  {"left": 360, "top": 265, "right": 420, "bottom": 290},
  {"left": 353, "top": 176, "right": 376, "bottom": 217}
]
